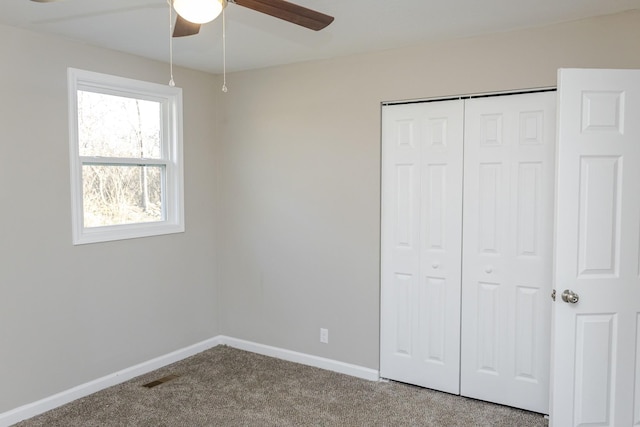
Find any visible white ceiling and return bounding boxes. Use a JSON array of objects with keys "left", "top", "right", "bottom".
[{"left": 2, "top": 0, "right": 640, "bottom": 74}]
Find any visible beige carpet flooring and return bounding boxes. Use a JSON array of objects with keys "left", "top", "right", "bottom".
[{"left": 15, "top": 346, "right": 549, "bottom": 426}]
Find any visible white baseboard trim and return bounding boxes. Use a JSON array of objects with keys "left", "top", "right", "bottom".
[
  {"left": 0, "top": 335, "right": 379, "bottom": 427},
  {"left": 0, "top": 336, "right": 223, "bottom": 427},
  {"left": 218, "top": 336, "right": 380, "bottom": 382}
]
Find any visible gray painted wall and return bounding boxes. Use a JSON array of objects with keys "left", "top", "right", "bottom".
[
  {"left": 0, "top": 25, "right": 221, "bottom": 413},
  {"left": 2, "top": 9, "right": 640, "bottom": 416},
  {"left": 218, "top": 10, "right": 640, "bottom": 370}
]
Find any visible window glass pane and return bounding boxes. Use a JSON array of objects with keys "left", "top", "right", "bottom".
[
  {"left": 78, "top": 91, "right": 161, "bottom": 159},
  {"left": 82, "top": 165, "right": 163, "bottom": 227}
]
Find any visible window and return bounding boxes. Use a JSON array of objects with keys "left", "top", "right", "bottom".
[{"left": 68, "top": 68, "right": 184, "bottom": 244}]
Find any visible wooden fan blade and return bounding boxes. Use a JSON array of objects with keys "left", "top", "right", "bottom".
[
  {"left": 173, "top": 14, "right": 201, "bottom": 37},
  {"left": 231, "top": 0, "right": 334, "bottom": 31}
]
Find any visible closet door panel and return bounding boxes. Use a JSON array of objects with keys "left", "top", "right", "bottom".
[
  {"left": 460, "top": 92, "right": 556, "bottom": 414},
  {"left": 381, "top": 101, "right": 464, "bottom": 394}
]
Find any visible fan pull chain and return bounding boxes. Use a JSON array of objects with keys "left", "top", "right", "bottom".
[
  {"left": 168, "top": 0, "right": 176, "bottom": 87},
  {"left": 221, "top": 7, "right": 228, "bottom": 93}
]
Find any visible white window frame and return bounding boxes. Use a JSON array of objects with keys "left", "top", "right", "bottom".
[{"left": 68, "top": 68, "right": 184, "bottom": 245}]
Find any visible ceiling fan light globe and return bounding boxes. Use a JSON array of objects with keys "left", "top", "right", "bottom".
[{"left": 173, "top": 0, "right": 225, "bottom": 24}]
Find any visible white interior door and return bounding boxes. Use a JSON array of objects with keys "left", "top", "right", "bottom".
[
  {"left": 380, "top": 100, "right": 464, "bottom": 394},
  {"left": 460, "top": 92, "right": 556, "bottom": 413},
  {"left": 551, "top": 68, "right": 640, "bottom": 426}
]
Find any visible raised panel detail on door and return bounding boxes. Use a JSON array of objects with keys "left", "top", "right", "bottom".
[
  {"left": 517, "top": 162, "right": 542, "bottom": 256},
  {"left": 481, "top": 114, "right": 503, "bottom": 146},
  {"left": 477, "top": 281, "right": 500, "bottom": 373},
  {"left": 520, "top": 111, "right": 544, "bottom": 144},
  {"left": 420, "top": 276, "right": 446, "bottom": 363},
  {"left": 581, "top": 91, "right": 625, "bottom": 133},
  {"left": 393, "top": 273, "right": 413, "bottom": 356},
  {"left": 573, "top": 314, "right": 616, "bottom": 426},
  {"left": 395, "top": 119, "right": 415, "bottom": 147},
  {"left": 515, "top": 286, "right": 539, "bottom": 381},
  {"left": 394, "top": 164, "right": 415, "bottom": 249},
  {"left": 425, "top": 164, "right": 446, "bottom": 249},
  {"left": 478, "top": 163, "right": 502, "bottom": 254},
  {"left": 578, "top": 156, "right": 621, "bottom": 277},
  {"left": 461, "top": 92, "right": 556, "bottom": 414},
  {"left": 381, "top": 100, "right": 464, "bottom": 395}
]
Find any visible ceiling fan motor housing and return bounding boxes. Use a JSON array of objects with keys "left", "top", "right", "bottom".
[{"left": 173, "top": 0, "right": 228, "bottom": 24}]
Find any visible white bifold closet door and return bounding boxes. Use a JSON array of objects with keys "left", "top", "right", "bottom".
[
  {"left": 380, "top": 91, "right": 556, "bottom": 413},
  {"left": 460, "top": 92, "right": 556, "bottom": 413},
  {"left": 380, "top": 100, "right": 464, "bottom": 395}
]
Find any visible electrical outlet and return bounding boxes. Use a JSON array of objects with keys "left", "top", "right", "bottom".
[{"left": 320, "top": 328, "right": 329, "bottom": 344}]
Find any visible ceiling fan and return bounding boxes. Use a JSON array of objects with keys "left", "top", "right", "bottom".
[
  {"left": 172, "top": 0, "right": 334, "bottom": 37},
  {"left": 29, "top": 0, "right": 334, "bottom": 37}
]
